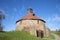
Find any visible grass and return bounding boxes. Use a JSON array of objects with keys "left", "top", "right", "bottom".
[
  {"left": 0, "top": 31, "right": 54, "bottom": 40},
  {"left": 53, "top": 31, "right": 60, "bottom": 36}
]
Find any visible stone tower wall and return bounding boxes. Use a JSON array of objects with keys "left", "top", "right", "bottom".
[{"left": 16, "top": 20, "right": 46, "bottom": 36}]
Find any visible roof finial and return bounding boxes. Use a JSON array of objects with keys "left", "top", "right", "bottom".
[{"left": 28, "top": 8, "right": 33, "bottom": 13}]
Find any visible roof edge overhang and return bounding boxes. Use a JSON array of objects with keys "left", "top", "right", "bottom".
[{"left": 16, "top": 19, "right": 46, "bottom": 23}]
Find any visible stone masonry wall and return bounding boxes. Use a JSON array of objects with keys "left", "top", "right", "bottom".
[{"left": 16, "top": 20, "right": 46, "bottom": 36}]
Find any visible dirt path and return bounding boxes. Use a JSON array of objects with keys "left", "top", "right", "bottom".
[{"left": 52, "top": 33, "right": 60, "bottom": 40}]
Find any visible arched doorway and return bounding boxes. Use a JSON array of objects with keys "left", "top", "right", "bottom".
[{"left": 36, "top": 30, "right": 44, "bottom": 38}]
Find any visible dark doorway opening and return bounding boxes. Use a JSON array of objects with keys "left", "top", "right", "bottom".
[{"left": 36, "top": 30, "right": 44, "bottom": 38}]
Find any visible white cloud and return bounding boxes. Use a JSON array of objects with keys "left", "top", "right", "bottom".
[
  {"left": 45, "top": 14, "right": 60, "bottom": 30},
  {"left": 13, "top": 8, "right": 17, "bottom": 12},
  {"left": 46, "top": 14, "right": 60, "bottom": 22},
  {"left": 53, "top": 14, "right": 60, "bottom": 22},
  {"left": 56, "top": 4, "right": 60, "bottom": 12},
  {"left": 19, "top": 6, "right": 25, "bottom": 14},
  {"left": 0, "top": 9, "right": 6, "bottom": 17},
  {"left": 21, "top": 6, "right": 25, "bottom": 11}
]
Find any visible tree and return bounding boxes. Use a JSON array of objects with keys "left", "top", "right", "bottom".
[{"left": 0, "top": 10, "right": 5, "bottom": 31}]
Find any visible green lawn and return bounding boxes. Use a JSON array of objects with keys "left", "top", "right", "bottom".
[
  {"left": 53, "top": 31, "right": 60, "bottom": 36},
  {"left": 0, "top": 31, "right": 54, "bottom": 40}
]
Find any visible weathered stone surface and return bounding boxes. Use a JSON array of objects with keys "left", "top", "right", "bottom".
[
  {"left": 16, "top": 20, "right": 50, "bottom": 37},
  {"left": 16, "top": 8, "right": 50, "bottom": 37}
]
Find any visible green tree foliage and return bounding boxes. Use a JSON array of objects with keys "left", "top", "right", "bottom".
[{"left": 0, "top": 10, "right": 5, "bottom": 31}]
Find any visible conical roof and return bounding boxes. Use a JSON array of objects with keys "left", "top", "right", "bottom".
[
  {"left": 16, "top": 8, "right": 45, "bottom": 23},
  {"left": 21, "top": 8, "right": 39, "bottom": 19}
]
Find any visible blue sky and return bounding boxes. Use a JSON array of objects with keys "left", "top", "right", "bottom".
[{"left": 0, "top": 0, "right": 60, "bottom": 31}]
